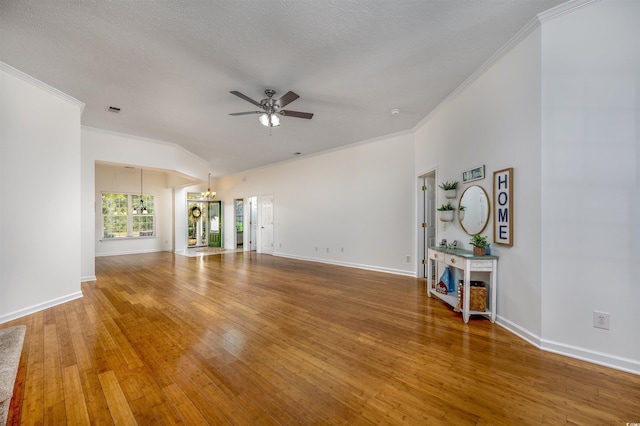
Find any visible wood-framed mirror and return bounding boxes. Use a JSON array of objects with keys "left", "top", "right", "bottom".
[{"left": 458, "top": 185, "right": 490, "bottom": 235}]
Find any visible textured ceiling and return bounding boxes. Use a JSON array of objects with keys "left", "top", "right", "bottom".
[{"left": 0, "top": 0, "right": 566, "bottom": 177}]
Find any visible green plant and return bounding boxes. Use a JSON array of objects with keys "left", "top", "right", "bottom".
[
  {"left": 469, "top": 234, "right": 489, "bottom": 248},
  {"left": 438, "top": 180, "right": 459, "bottom": 190},
  {"left": 437, "top": 202, "right": 455, "bottom": 211},
  {"left": 459, "top": 205, "right": 466, "bottom": 211}
]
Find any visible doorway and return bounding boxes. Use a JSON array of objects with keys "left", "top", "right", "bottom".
[
  {"left": 186, "top": 193, "right": 222, "bottom": 248},
  {"left": 235, "top": 199, "right": 244, "bottom": 249},
  {"left": 208, "top": 200, "right": 222, "bottom": 247},
  {"left": 187, "top": 199, "right": 208, "bottom": 247},
  {"left": 418, "top": 171, "right": 436, "bottom": 278}
]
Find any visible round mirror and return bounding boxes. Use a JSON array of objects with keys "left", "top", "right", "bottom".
[{"left": 458, "top": 185, "right": 490, "bottom": 235}]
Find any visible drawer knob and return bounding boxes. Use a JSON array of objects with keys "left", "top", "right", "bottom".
[{"left": 450, "top": 258, "right": 455, "bottom": 263}]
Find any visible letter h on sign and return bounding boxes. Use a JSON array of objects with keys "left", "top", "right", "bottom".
[{"left": 493, "top": 168, "right": 513, "bottom": 246}]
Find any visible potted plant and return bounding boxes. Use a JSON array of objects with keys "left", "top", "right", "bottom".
[
  {"left": 458, "top": 205, "right": 466, "bottom": 221},
  {"left": 469, "top": 234, "right": 489, "bottom": 256},
  {"left": 439, "top": 181, "right": 459, "bottom": 199},
  {"left": 437, "top": 202, "right": 455, "bottom": 222}
]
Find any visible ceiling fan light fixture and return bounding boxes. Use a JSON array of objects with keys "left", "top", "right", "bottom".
[
  {"left": 259, "top": 113, "right": 280, "bottom": 127},
  {"left": 231, "top": 90, "right": 310, "bottom": 129}
]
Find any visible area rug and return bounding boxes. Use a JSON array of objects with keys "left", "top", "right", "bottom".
[
  {"left": 195, "top": 247, "right": 227, "bottom": 254},
  {"left": 0, "top": 325, "right": 26, "bottom": 426}
]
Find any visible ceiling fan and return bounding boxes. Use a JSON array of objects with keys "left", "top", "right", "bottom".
[{"left": 229, "top": 89, "right": 314, "bottom": 128}]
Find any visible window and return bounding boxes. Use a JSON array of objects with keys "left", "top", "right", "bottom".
[{"left": 102, "top": 193, "right": 155, "bottom": 238}]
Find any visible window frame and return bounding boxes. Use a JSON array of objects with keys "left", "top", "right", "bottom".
[{"left": 101, "top": 192, "right": 156, "bottom": 240}]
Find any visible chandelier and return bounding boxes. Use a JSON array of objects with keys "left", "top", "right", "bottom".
[
  {"left": 132, "top": 168, "right": 147, "bottom": 215},
  {"left": 201, "top": 173, "right": 216, "bottom": 200}
]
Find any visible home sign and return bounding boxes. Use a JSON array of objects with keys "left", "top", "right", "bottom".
[{"left": 493, "top": 168, "right": 513, "bottom": 246}]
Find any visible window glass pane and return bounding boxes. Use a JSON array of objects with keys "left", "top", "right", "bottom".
[
  {"left": 102, "top": 193, "right": 128, "bottom": 215},
  {"left": 133, "top": 216, "right": 154, "bottom": 237},
  {"left": 102, "top": 193, "right": 129, "bottom": 238},
  {"left": 132, "top": 195, "right": 155, "bottom": 237},
  {"left": 103, "top": 216, "right": 127, "bottom": 238}
]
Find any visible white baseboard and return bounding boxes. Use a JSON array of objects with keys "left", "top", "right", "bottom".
[
  {"left": 0, "top": 291, "right": 83, "bottom": 325},
  {"left": 81, "top": 275, "right": 97, "bottom": 282},
  {"left": 273, "top": 252, "right": 416, "bottom": 277},
  {"left": 497, "top": 315, "right": 640, "bottom": 376},
  {"left": 496, "top": 315, "right": 543, "bottom": 347},
  {"left": 95, "top": 248, "right": 169, "bottom": 257},
  {"left": 540, "top": 338, "right": 640, "bottom": 376}
]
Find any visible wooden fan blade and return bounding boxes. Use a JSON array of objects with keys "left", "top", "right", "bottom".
[
  {"left": 281, "top": 110, "right": 313, "bottom": 119},
  {"left": 229, "top": 111, "right": 262, "bottom": 116},
  {"left": 277, "top": 91, "right": 299, "bottom": 108},
  {"left": 230, "top": 91, "right": 263, "bottom": 108}
]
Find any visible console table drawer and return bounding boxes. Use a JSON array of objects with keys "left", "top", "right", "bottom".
[
  {"left": 445, "top": 254, "right": 464, "bottom": 269},
  {"left": 470, "top": 259, "right": 493, "bottom": 270},
  {"left": 429, "top": 250, "right": 443, "bottom": 261}
]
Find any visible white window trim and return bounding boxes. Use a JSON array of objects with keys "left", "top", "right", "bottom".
[{"left": 101, "top": 192, "right": 156, "bottom": 240}]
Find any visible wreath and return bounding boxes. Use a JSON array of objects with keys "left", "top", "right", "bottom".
[{"left": 190, "top": 206, "right": 202, "bottom": 222}]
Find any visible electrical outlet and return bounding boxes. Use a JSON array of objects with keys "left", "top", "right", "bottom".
[{"left": 593, "top": 311, "right": 610, "bottom": 330}]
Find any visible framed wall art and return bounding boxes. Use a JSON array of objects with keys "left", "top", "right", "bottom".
[
  {"left": 462, "top": 165, "right": 485, "bottom": 182},
  {"left": 493, "top": 167, "right": 513, "bottom": 246}
]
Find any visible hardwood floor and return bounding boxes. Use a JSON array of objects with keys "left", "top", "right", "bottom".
[{"left": 4, "top": 252, "right": 639, "bottom": 425}]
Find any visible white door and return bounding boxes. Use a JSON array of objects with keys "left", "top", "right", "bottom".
[
  {"left": 418, "top": 172, "right": 436, "bottom": 278},
  {"left": 249, "top": 197, "right": 257, "bottom": 251},
  {"left": 425, "top": 176, "right": 436, "bottom": 248},
  {"left": 260, "top": 194, "right": 274, "bottom": 254}
]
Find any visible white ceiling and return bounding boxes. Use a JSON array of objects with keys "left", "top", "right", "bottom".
[{"left": 1, "top": 0, "right": 566, "bottom": 177}]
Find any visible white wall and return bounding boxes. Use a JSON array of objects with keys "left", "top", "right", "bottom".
[
  {"left": 415, "top": 27, "right": 544, "bottom": 337},
  {"left": 540, "top": 0, "right": 640, "bottom": 372},
  {"left": 414, "top": 0, "right": 640, "bottom": 374},
  {"left": 216, "top": 133, "right": 417, "bottom": 275},
  {"left": 0, "top": 63, "right": 84, "bottom": 323}
]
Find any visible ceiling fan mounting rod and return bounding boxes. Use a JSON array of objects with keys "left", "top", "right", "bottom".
[{"left": 261, "top": 89, "right": 280, "bottom": 113}]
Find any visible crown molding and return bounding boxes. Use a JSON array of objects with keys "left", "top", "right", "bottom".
[
  {"left": 537, "top": 0, "right": 599, "bottom": 23},
  {"left": 414, "top": 0, "right": 598, "bottom": 130},
  {"left": 0, "top": 61, "right": 85, "bottom": 112}
]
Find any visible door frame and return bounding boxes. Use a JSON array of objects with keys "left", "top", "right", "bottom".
[
  {"left": 417, "top": 168, "right": 437, "bottom": 278},
  {"left": 234, "top": 198, "right": 244, "bottom": 249}
]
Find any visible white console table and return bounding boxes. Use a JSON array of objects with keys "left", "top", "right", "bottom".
[{"left": 427, "top": 247, "right": 498, "bottom": 323}]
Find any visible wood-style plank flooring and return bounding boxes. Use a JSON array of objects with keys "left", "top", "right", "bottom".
[{"left": 4, "top": 252, "right": 640, "bottom": 425}]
